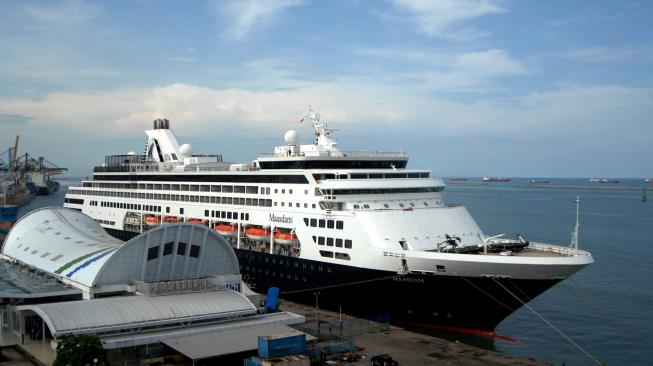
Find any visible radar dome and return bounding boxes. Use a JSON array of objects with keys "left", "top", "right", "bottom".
[
  {"left": 179, "top": 144, "right": 193, "bottom": 158},
  {"left": 284, "top": 130, "right": 299, "bottom": 146},
  {"left": 127, "top": 151, "right": 136, "bottom": 156}
]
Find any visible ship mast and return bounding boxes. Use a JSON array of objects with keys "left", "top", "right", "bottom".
[{"left": 570, "top": 196, "right": 580, "bottom": 249}]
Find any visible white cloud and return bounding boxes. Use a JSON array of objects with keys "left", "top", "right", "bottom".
[
  {"left": 388, "top": 0, "right": 505, "bottom": 40},
  {"left": 23, "top": 0, "right": 100, "bottom": 25},
  {"left": 211, "top": 0, "right": 304, "bottom": 41}
]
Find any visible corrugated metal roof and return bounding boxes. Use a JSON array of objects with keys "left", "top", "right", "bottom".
[
  {"left": 17, "top": 290, "right": 256, "bottom": 336},
  {"left": 162, "top": 323, "right": 310, "bottom": 360}
]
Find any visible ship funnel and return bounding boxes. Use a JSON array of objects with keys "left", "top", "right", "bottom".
[{"left": 153, "top": 118, "right": 170, "bottom": 130}]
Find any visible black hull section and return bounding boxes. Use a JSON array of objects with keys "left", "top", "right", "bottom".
[{"left": 105, "top": 228, "right": 560, "bottom": 331}]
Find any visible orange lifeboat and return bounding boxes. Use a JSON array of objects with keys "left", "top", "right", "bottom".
[
  {"left": 245, "top": 227, "right": 271, "bottom": 242},
  {"left": 214, "top": 223, "right": 238, "bottom": 237},
  {"left": 162, "top": 216, "right": 180, "bottom": 224},
  {"left": 274, "top": 230, "right": 298, "bottom": 245},
  {"left": 143, "top": 215, "right": 160, "bottom": 227},
  {"left": 186, "top": 218, "right": 206, "bottom": 225}
]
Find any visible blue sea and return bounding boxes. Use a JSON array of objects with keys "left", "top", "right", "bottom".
[{"left": 20, "top": 177, "right": 653, "bottom": 365}]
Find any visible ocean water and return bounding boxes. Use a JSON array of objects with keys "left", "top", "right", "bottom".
[
  {"left": 445, "top": 178, "right": 653, "bottom": 366},
  {"left": 19, "top": 178, "right": 653, "bottom": 365}
]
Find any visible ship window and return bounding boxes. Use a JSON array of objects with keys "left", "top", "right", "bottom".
[
  {"left": 319, "top": 251, "right": 333, "bottom": 258},
  {"left": 312, "top": 204, "right": 316, "bottom": 208},
  {"left": 437, "top": 265, "right": 446, "bottom": 272},
  {"left": 147, "top": 246, "right": 159, "bottom": 261},
  {"left": 204, "top": 209, "right": 209, "bottom": 217},
  {"left": 211, "top": 185, "right": 221, "bottom": 192},
  {"left": 410, "top": 202, "right": 415, "bottom": 207},
  {"left": 423, "top": 202, "right": 428, "bottom": 206},
  {"left": 189, "top": 245, "right": 200, "bottom": 258},
  {"left": 335, "top": 253, "right": 351, "bottom": 260},
  {"left": 200, "top": 185, "right": 210, "bottom": 192},
  {"left": 173, "top": 241, "right": 184, "bottom": 254},
  {"left": 363, "top": 204, "right": 370, "bottom": 209},
  {"left": 227, "top": 212, "right": 232, "bottom": 219},
  {"left": 399, "top": 203, "right": 405, "bottom": 208},
  {"left": 221, "top": 211, "right": 226, "bottom": 218},
  {"left": 180, "top": 208, "right": 184, "bottom": 215},
  {"left": 336, "top": 221, "right": 343, "bottom": 229},
  {"left": 234, "top": 185, "right": 245, "bottom": 193},
  {"left": 288, "top": 202, "right": 291, "bottom": 207},
  {"left": 335, "top": 238, "right": 343, "bottom": 247},
  {"left": 246, "top": 213, "right": 249, "bottom": 220},
  {"left": 327, "top": 220, "right": 334, "bottom": 229},
  {"left": 353, "top": 204, "right": 360, "bottom": 209},
  {"left": 190, "top": 185, "right": 199, "bottom": 191},
  {"left": 310, "top": 218, "right": 317, "bottom": 227},
  {"left": 246, "top": 198, "right": 252, "bottom": 205},
  {"left": 281, "top": 202, "right": 285, "bottom": 207},
  {"left": 326, "top": 238, "right": 334, "bottom": 246},
  {"left": 384, "top": 204, "right": 389, "bottom": 209},
  {"left": 51, "top": 254, "right": 64, "bottom": 261},
  {"left": 246, "top": 186, "right": 258, "bottom": 194},
  {"left": 163, "top": 242, "right": 174, "bottom": 256},
  {"left": 345, "top": 239, "right": 352, "bottom": 249},
  {"left": 318, "top": 237, "right": 325, "bottom": 245},
  {"left": 289, "top": 189, "right": 293, "bottom": 194},
  {"left": 223, "top": 185, "right": 233, "bottom": 193},
  {"left": 171, "top": 184, "right": 180, "bottom": 190},
  {"left": 303, "top": 218, "right": 309, "bottom": 225},
  {"left": 282, "top": 189, "right": 285, "bottom": 194},
  {"left": 275, "top": 189, "right": 278, "bottom": 193},
  {"left": 318, "top": 219, "right": 325, "bottom": 228},
  {"left": 266, "top": 187, "right": 270, "bottom": 194}
]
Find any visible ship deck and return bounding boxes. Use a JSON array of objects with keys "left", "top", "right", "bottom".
[{"left": 478, "top": 242, "right": 589, "bottom": 258}]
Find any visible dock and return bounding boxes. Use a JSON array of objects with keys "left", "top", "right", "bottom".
[{"left": 280, "top": 299, "right": 548, "bottom": 366}]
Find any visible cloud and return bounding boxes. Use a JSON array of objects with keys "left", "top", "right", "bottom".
[
  {"left": 23, "top": 0, "right": 100, "bottom": 25},
  {"left": 354, "top": 47, "right": 527, "bottom": 92},
  {"left": 387, "top": 0, "right": 505, "bottom": 41},
  {"left": 557, "top": 45, "right": 653, "bottom": 63},
  {"left": 211, "top": 0, "right": 304, "bottom": 41}
]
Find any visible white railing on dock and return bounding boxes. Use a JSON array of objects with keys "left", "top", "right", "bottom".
[
  {"left": 133, "top": 275, "right": 242, "bottom": 296},
  {"left": 529, "top": 242, "right": 592, "bottom": 257}
]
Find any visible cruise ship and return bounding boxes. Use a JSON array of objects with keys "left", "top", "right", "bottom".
[{"left": 63, "top": 110, "right": 594, "bottom": 332}]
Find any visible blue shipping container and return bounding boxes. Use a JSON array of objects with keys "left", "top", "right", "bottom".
[{"left": 258, "top": 333, "right": 306, "bottom": 359}]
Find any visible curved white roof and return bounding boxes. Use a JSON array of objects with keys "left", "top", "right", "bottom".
[
  {"left": 3, "top": 207, "right": 240, "bottom": 289},
  {"left": 18, "top": 290, "right": 256, "bottom": 337},
  {"left": 2, "top": 207, "right": 122, "bottom": 286}
]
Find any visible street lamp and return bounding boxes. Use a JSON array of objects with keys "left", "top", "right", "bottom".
[{"left": 314, "top": 291, "right": 320, "bottom": 334}]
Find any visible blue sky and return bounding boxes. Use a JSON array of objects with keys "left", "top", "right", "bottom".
[{"left": 1, "top": 0, "right": 652, "bottom": 177}]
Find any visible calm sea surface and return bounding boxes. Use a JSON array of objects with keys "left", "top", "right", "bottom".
[{"left": 20, "top": 178, "right": 653, "bottom": 365}]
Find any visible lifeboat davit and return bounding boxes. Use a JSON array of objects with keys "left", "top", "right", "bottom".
[
  {"left": 214, "top": 223, "right": 238, "bottom": 237},
  {"left": 274, "top": 230, "right": 298, "bottom": 245},
  {"left": 245, "top": 227, "right": 271, "bottom": 242},
  {"left": 143, "top": 215, "right": 160, "bottom": 227},
  {"left": 162, "top": 216, "right": 180, "bottom": 224},
  {"left": 186, "top": 218, "right": 206, "bottom": 225}
]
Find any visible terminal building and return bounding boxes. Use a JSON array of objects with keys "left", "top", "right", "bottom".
[{"left": 0, "top": 207, "right": 307, "bottom": 365}]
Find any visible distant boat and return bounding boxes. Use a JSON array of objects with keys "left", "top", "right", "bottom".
[
  {"left": 483, "top": 176, "right": 511, "bottom": 182},
  {"left": 448, "top": 178, "right": 468, "bottom": 182},
  {"left": 645, "top": 178, "right": 652, "bottom": 184},
  {"left": 530, "top": 179, "right": 550, "bottom": 184},
  {"left": 590, "top": 178, "right": 619, "bottom": 184}
]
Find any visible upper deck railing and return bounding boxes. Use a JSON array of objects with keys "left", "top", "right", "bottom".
[{"left": 258, "top": 151, "right": 408, "bottom": 159}]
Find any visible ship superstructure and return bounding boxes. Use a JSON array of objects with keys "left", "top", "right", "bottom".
[{"left": 64, "top": 109, "right": 593, "bottom": 331}]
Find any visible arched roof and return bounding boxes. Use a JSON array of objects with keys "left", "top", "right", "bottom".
[
  {"left": 2, "top": 207, "right": 239, "bottom": 289},
  {"left": 18, "top": 290, "right": 256, "bottom": 337}
]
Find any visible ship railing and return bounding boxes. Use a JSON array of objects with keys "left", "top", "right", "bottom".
[
  {"left": 528, "top": 242, "right": 592, "bottom": 257},
  {"left": 183, "top": 165, "right": 259, "bottom": 172},
  {"left": 132, "top": 274, "right": 242, "bottom": 296},
  {"left": 257, "top": 151, "right": 408, "bottom": 158}
]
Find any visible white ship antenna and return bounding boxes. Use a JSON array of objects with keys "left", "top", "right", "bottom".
[{"left": 570, "top": 195, "right": 580, "bottom": 249}]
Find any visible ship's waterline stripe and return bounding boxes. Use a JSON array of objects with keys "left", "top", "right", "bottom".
[
  {"left": 66, "top": 248, "right": 117, "bottom": 278},
  {"left": 54, "top": 248, "right": 115, "bottom": 274}
]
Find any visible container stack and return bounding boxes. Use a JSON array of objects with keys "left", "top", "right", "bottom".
[{"left": 244, "top": 332, "right": 308, "bottom": 366}]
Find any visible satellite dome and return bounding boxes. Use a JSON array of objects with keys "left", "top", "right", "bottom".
[
  {"left": 127, "top": 151, "right": 137, "bottom": 156},
  {"left": 179, "top": 144, "right": 193, "bottom": 158},
  {"left": 284, "top": 130, "right": 299, "bottom": 146}
]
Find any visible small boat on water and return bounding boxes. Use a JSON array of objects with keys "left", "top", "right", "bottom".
[
  {"left": 530, "top": 179, "right": 550, "bottom": 184},
  {"left": 214, "top": 223, "right": 238, "bottom": 237},
  {"left": 245, "top": 226, "right": 271, "bottom": 242},
  {"left": 590, "top": 178, "right": 619, "bottom": 184},
  {"left": 482, "top": 176, "right": 511, "bottom": 182},
  {"left": 645, "top": 178, "right": 652, "bottom": 184},
  {"left": 448, "top": 178, "right": 468, "bottom": 183}
]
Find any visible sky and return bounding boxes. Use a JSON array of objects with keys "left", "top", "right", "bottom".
[{"left": 0, "top": 0, "right": 652, "bottom": 177}]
